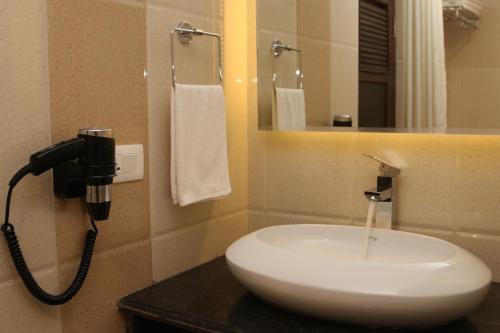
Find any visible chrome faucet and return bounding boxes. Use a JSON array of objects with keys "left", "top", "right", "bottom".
[{"left": 363, "top": 154, "right": 401, "bottom": 229}]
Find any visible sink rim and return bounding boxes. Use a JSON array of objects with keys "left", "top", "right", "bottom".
[
  {"left": 226, "top": 224, "right": 492, "bottom": 327},
  {"left": 255, "top": 224, "right": 460, "bottom": 265},
  {"left": 226, "top": 224, "right": 492, "bottom": 298}
]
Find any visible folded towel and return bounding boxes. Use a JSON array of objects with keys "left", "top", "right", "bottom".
[
  {"left": 273, "top": 88, "right": 306, "bottom": 130},
  {"left": 171, "top": 84, "right": 231, "bottom": 207},
  {"left": 443, "top": 0, "right": 483, "bottom": 17}
]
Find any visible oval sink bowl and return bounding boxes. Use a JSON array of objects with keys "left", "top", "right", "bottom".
[{"left": 226, "top": 225, "right": 492, "bottom": 328}]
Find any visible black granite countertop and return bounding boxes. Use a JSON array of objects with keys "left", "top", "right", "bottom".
[{"left": 119, "top": 258, "right": 500, "bottom": 333}]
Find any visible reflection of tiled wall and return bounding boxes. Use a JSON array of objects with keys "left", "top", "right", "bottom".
[
  {"left": 147, "top": 0, "right": 248, "bottom": 282},
  {"left": 0, "top": 1, "right": 62, "bottom": 331},
  {"left": 446, "top": 0, "right": 500, "bottom": 128},
  {"left": 249, "top": 1, "right": 500, "bottom": 283},
  {"left": 297, "top": 0, "right": 331, "bottom": 126},
  {"left": 256, "top": 0, "right": 298, "bottom": 127},
  {"left": 297, "top": 0, "right": 359, "bottom": 127},
  {"left": 257, "top": 0, "right": 359, "bottom": 128}
]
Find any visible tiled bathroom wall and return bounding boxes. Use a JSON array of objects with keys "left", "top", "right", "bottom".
[
  {"left": 1, "top": 0, "right": 152, "bottom": 332},
  {"left": 147, "top": 0, "right": 248, "bottom": 282},
  {"left": 248, "top": 0, "right": 500, "bottom": 283},
  {"left": 47, "top": 0, "right": 152, "bottom": 332},
  {"left": 1, "top": 0, "right": 249, "bottom": 331},
  {"left": 0, "top": 1, "right": 62, "bottom": 331}
]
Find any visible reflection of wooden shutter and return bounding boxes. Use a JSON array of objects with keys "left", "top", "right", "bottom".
[
  {"left": 360, "top": 0, "right": 390, "bottom": 73},
  {"left": 359, "top": 0, "right": 395, "bottom": 127}
]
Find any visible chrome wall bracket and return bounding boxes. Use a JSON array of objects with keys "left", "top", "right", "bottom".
[
  {"left": 170, "top": 21, "right": 223, "bottom": 87},
  {"left": 271, "top": 39, "right": 304, "bottom": 90}
]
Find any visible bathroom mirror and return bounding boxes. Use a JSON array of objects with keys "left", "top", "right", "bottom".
[{"left": 256, "top": 0, "right": 499, "bottom": 133}]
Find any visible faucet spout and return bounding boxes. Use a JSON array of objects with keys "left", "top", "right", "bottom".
[
  {"left": 362, "top": 154, "right": 401, "bottom": 230},
  {"left": 364, "top": 188, "right": 392, "bottom": 202}
]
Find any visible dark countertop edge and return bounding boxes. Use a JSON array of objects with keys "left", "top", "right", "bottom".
[
  {"left": 118, "top": 258, "right": 500, "bottom": 333},
  {"left": 118, "top": 300, "right": 234, "bottom": 333}
]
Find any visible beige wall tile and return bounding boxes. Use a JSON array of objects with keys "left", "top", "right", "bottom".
[
  {"left": 47, "top": 0, "right": 150, "bottom": 264},
  {"left": 248, "top": 124, "right": 268, "bottom": 209},
  {"left": 329, "top": 0, "right": 358, "bottom": 47},
  {"left": 454, "top": 232, "right": 500, "bottom": 281},
  {"left": 0, "top": 0, "right": 60, "bottom": 305},
  {"left": 0, "top": 0, "right": 60, "bottom": 331},
  {"left": 59, "top": 241, "right": 152, "bottom": 333},
  {"left": 149, "top": 0, "right": 222, "bottom": 20},
  {"left": 0, "top": 176, "right": 59, "bottom": 282},
  {"left": 248, "top": 0, "right": 268, "bottom": 210},
  {"left": 0, "top": 269, "right": 62, "bottom": 333},
  {"left": 446, "top": 69, "right": 464, "bottom": 128},
  {"left": 217, "top": 0, "right": 249, "bottom": 216},
  {"left": 48, "top": 0, "right": 147, "bottom": 142},
  {"left": 298, "top": 37, "right": 332, "bottom": 126},
  {"left": 152, "top": 220, "right": 218, "bottom": 281},
  {"left": 248, "top": 210, "right": 268, "bottom": 232},
  {"left": 297, "top": 0, "right": 331, "bottom": 42},
  {"left": 459, "top": 68, "right": 500, "bottom": 129},
  {"left": 455, "top": 136, "right": 500, "bottom": 234},
  {"left": 215, "top": 210, "right": 249, "bottom": 255},
  {"left": 395, "top": 226, "right": 454, "bottom": 243},
  {"left": 257, "top": 0, "right": 297, "bottom": 34},
  {"left": 250, "top": 210, "right": 352, "bottom": 233},
  {"left": 267, "top": 211, "right": 352, "bottom": 227},
  {"left": 267, "top": 132, "right": 356, "bottom": 218}
]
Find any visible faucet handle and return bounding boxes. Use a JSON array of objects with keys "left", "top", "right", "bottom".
[{"left": 363, "top": 154, "right": 401, "bottom": 177}]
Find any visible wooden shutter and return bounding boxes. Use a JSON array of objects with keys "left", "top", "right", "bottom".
[{"left": 359, "top": 0, "right": 395, "bottom": 127}]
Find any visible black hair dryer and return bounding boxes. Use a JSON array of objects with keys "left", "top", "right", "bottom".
[
  {"left": 2, "top": 128, "right": 116, "bottom": 305},
  {"left": 51, "top": 128, "right": 116, "bottom": 220}
]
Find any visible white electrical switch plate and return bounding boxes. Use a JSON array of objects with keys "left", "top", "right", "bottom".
[{"left": 115, "top": 144, "right": 144, "bottom": 183}]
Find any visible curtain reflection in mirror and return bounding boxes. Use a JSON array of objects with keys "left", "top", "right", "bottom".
[{"left": 396, "top": 0, "right": 448, "bottom": 129}]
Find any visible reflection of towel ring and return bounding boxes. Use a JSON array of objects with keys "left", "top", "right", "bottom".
[
  {"left": 170, "top": 22, "right": 224, "bottom": 88},
  {"left": 271, "top": 39, "right": 304, "bottom": 90}
]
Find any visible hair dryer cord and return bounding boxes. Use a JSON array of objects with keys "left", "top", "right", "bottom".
[{"left": 1, "top": 166, "right": 98, "bottom": 306}]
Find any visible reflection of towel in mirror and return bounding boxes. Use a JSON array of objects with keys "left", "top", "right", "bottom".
[
  {"left": 443, "top": 0, "right": 483, "bottom": 17},
  {"left": 170, "top": 84, "right": 231, "bottom": 207},
  {"left": 273, "top": 88, "right": 306, "bottom": 130}
]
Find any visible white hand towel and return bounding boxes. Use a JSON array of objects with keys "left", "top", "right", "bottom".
[
  {"left": 273, "top": 88, "right": 306, "bottom": 130},
  {"left": 171, "top": 84, "right": 231, "bottom": 207},
  {"left": 443, "top": 0, "right": 483, "bottom": 17}
]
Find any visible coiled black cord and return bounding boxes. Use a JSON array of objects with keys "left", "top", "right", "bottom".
[{"left": 1, "top": 166, "right": 98, "bottom": 306}]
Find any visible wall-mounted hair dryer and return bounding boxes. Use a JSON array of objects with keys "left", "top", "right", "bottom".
[{"left": 2, "top": 128, "right": 116, "bottom": 305}]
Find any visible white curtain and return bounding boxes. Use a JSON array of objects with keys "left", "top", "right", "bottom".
[{"left": 397, "top": 0, "right": 448, "bottom": 129}]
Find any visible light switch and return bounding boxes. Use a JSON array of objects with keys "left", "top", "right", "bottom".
[{"left": 115, "top": 144, "right": 144, "bottom": 183}]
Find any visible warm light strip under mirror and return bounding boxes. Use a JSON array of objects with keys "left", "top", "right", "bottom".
[{"left": 254, "top": 0, "right": 499, "bottom": 134}]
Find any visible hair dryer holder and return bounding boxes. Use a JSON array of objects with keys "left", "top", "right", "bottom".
[{"left": 54, "top": 160, "right": 87, "bottom": 198}]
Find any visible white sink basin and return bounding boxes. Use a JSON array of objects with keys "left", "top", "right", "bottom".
[{"left": 225, "top": 224, "right": 492, "bottom": 328}]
